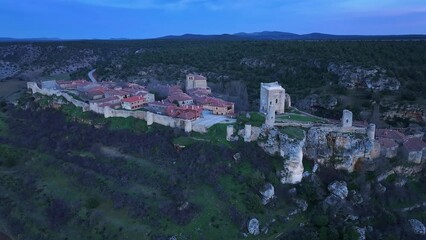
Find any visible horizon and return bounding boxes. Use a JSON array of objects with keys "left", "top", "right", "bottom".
[{"left": 1, "top": 0, "right": 426, "bottom": 39}]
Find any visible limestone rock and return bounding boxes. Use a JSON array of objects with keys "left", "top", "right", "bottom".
[
  {"left": 328, "top": 63, "right": 400, "bottom": 92},
  {"left": 304, "top": 127, "right": 373, "bottom": 172},
  {"left": 233, "top": 152, "right": 241, "bottom": 162},
  {"left": 296, "top": 94, "right": 338, "bottom": 111},
  {"left": 248, "top": 218, "right": 260, "bottom": 235},
  {"left": 259, "top": 183, "right": 275, "bottom": 205},
  {"left": 328, "top": 181, "right": 348, "bottom": 199},
  {"left": 408, "top": 219, "right": 426, "bottom": 235},
  {"left": 258, "top": 127, "right": 305, "bottom": 184},
  {"left": 354, "top": 227, "right": 366, "bottom": 240},
  {"left": 382, "top": 103, "right": 426, "bottom": 125}
]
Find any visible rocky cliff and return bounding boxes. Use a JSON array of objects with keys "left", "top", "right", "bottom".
[
  {"left": 304, "top": 127, "right": 374, "bottom": 172},
  {"left": 328, "top": 63, "right": 400, "bottom": 92},
  {"left": 258, "top": 127, "right": 305, "bottom": 184}
]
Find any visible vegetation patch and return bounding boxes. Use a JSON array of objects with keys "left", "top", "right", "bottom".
[
  {"left": 277, "top": 113, "right": 325, "bottom": 123},
  {"left": 279, "top": 127, "right": 305, "bottom": 141},
  {"left": 237, "top": 112, "right": 265, "bottom": 127}
]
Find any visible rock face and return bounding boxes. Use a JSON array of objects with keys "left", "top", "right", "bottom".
[
  {"left": 258, "top": 127, "right": 305, "bottom": 184},
  {"left": 328, "top": 181, "right": 348, "bottom": 199},
  {"left": 382, "top": 103, "right": 426, "bottom": 125},
  {"left": 409, "top": 219, "right": 426, "bottom": 235},
  {"left": 328, "top": 63, "right": 400, "bottom": 92},
  {"left": 248, "top": 218, "right": 260, "bottom": 235},
  {"left": 304, "top": 127, "right": 373, "bottom": 172},
  {"left": 259, "top": 183, "right": 275, "bottom": 205},
  {"left": 296, "top": 94, "right": 338, "bottom": 110}
]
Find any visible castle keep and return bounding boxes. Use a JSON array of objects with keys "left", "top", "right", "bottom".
[{"left": 259, "top": 82, "right": 286, "bottom": 114}]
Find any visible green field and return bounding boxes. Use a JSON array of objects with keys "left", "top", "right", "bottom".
[
  {"left": 276, "top": 113, "right": 325, "bottom": 123},
  {"left": 279, "top": 127, "right": 306, "bottom": 141}
]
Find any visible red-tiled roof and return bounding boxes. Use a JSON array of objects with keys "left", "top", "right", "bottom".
[
  {"left": 403, "top": 137, "right": 426, "bottom": 152},
  {"left": 168, "top": 93, "right": 193, "bottom": 102},
  {"left": 122, "top": 96, "right": 145, "bottom": 103},
  {"left": 378, "top": 138, "right": 399, "bottom": 148},
  {"left": 90, "top": 96, "right": 120, "bottom": 104},
  {"left": 148, "top": 101, "right": 174, "bottom": 107},
  {"left": 376, "top": 129, "right": 406, "bottom": 141}
]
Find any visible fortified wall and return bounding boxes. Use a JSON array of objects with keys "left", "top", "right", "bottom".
[{"left": 27, "top": 82, "right": 205, "bottom": 133}]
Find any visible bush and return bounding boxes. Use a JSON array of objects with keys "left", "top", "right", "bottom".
[
  {"left": 86, "top": 197, "right": 101, "bottom": 209},
  {"left": 244, "top": 192, "right": 264, "bottom": 214}
]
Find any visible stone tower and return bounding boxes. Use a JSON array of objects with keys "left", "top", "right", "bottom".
[
  {"left": 342, "top": 109, "right": 353, "bottom": 128},
  {"left": 367, "top": 123, "right": 376, "bottom": 140},
  {"left": 259, "top": 82, "right": 286, "bottom": 115},
  {"left": 265, "top": 105, "right": 276, "bottom": 127}
]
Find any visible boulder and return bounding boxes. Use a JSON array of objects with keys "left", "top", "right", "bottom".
[
  {"left": 328, "top": 181, "right": 348, "bottom": 199},
  {"left": 248, "top": 218, "right": 260, "bottom": 235},
  {"left": 233, "top": 152, "right": 241, "bottom": 162},
  {"left": 409, "top": 219, "right": 426, "bottom": 235},
  {"left": 259, "top": 183, "right": 275, "bottom": 205}
]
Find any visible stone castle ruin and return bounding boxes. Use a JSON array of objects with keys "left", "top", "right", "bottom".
[{"left": 259, "top": 82, "right": 286, "bottom": 115}]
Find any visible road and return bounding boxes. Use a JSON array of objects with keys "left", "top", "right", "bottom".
[{"left": 88, "top": 69, "right": 97, "bottom": 83}]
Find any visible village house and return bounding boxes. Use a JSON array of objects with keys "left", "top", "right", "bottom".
[
  {"left": 121, "top": 96, "right": 147, "bottom": 110},
  {"left": 89, "top": 96, "right": 121, "bottom": 110},
  {"left": 402, "top": 137, "right": 426, "bottom": 164},
  {"left": 57, "top": 80, "right": 90, "bottom": 90},
  {"left": 378, "top": 138, "right": 399, "bottom": 159},
  {"left": 168, "top": 92, "right": 193, "bottom": 106},
  {"left": 187, "top": 88, "right": 235, "bottom": 115},
  {"left": 166, "top": 105, "right": 202, "bottom": 120},
  {"left": 147, "top": 101, "right": 174, "bottom": 114}
]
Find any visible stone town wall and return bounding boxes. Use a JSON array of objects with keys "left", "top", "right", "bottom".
[
  {"left": 27, "top": 82, "right": 89, "bottom": 111},
  {"left": 27, "top": 82, "right": 198, "bottom": 133}
]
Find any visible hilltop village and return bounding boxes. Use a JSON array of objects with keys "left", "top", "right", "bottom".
[
  {"left": 28, "top": 75, "right": 426, "bottom": 171},
  {"left": 35, "top": 73, "right": 234, "bottom": 121},
  {"left": 19, "top": 72, "right": 426, "bottom": 238}
]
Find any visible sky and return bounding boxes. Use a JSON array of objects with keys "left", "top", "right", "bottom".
[{"left": 0, "top": 0, "right": 425, "bottom": 39}]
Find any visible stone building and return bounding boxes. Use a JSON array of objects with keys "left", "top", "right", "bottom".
[
  {"left": 259, "top": 82, "right": 286, "bottom": 114},
  {"left": 185, "top": 73, "right": 210, "bottom": 92},
  {"left": 342, "top": 109, "right": 353, "bottom": 128}
]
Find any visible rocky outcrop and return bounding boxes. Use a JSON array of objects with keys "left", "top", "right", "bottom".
[
  {"left": 328, "top": 181, "right": 348, "bottom": 199},
  {"left": 304, "top": 127, "right": 373, "bottom": 172},
  {"left": 240, "top": 58, "right": 275, "bottom": 68},
  {"left": 259, "top": 183, "right": 275, "bottom": 205},
  {"left": 248, "top": 218, "right": 260, "bottom": 235},
  {"left": 382, "top": 103, "right": 426, "bottom": 125},
  {"left": 408, "top": 219, "right": 426, "bottom": 235},
  {"left": 258, "top": 127, "right": 305, "bottom": 184},
  {"left": 328, "top": 63, "right": 400, "bottom": 92},
  {"left": 296, "top": 94, "right": 338, "bottom": 110}
]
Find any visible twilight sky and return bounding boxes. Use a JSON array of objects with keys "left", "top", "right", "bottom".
[{"left": 1, "top": 0, "right": 425, "bottom": 39}]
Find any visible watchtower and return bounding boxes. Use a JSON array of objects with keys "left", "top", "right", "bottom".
[
  {"left": 259, "top": 82, "right": 285, "bottom": 115},
  {"left": 342, "top": 109, "right": 353, "bottom": 128}
]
